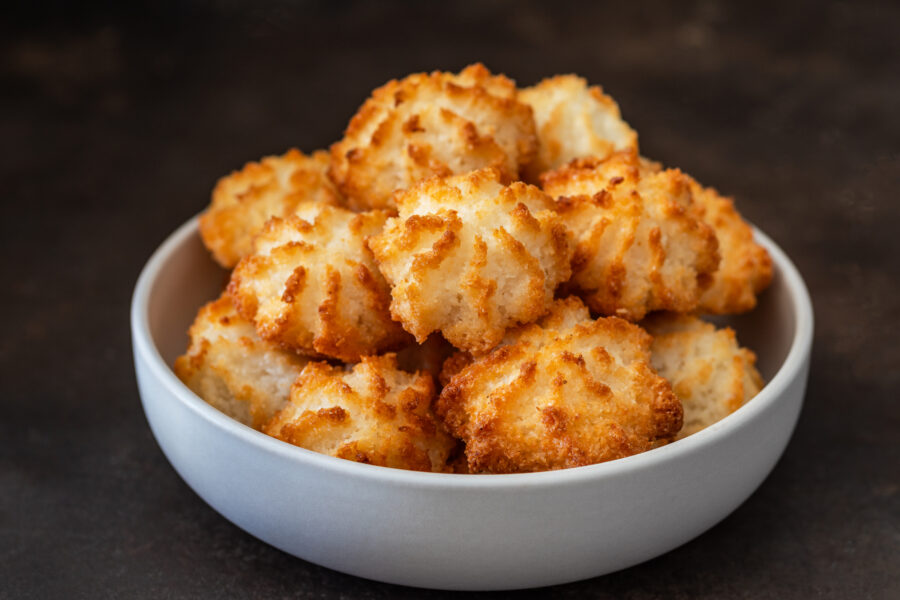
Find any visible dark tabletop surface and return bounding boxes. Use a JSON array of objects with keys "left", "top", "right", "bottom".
[{"left": 3, "top": 0, "right": 899, "bottom": 598}]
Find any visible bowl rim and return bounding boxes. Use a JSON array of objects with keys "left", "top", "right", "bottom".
[{"left": 132, "top": 215, "right": 814, "bottom": 490}]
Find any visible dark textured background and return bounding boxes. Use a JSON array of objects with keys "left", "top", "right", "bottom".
[{"left": 2, "top": 1, "right": 898, "bottom": 597}]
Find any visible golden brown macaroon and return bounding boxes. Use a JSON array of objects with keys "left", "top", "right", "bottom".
[
  {"left": 368, "top": 167, "right": 573, "bottom": 355},
  {"left": 228, "top": 202, "right": 410, "bottom": 362},
  {"left": 643, "top": 313, "right": 764, "bottom": 438},
  {"left": 632, "top": 160, "right": 773, "bottom": 314},
  {"left": 329, "top": 63, "right": 538, "bottom": 211},
  {"left": 688, "top": 180, "right": 773, "bottom": 313},
  {"left": 173, "top": 293, "right": 309, "bottom": 429},
  {"left": 263, "top": 354, "right": 457, "bottom": 472},
  {"left": 541, "top": 150, "right": 720, "bottom": 321},
  {"left": 519, "top": 75, "right": 638, "bottom": 181},
  {"left": 436, "top": 297, "right": 683, "bottom": 474},
  {"left": 199, "top": 149, "right": 341, "bottom": 268}
]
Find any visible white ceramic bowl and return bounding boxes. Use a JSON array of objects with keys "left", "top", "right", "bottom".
[{"left": 132, "top": 217, "right": 813, "bottom": 591}]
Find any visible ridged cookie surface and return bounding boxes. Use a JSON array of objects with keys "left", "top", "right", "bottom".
[
  {"left": 520, "top": 75, "right": 637, "bottom": 180},
  {"left": 368, "top": 167, "right": 573, "bottom": 355},
  {"left": 643, "top": 313, "right": 764, "bottom": 438},
  {"left": 174, "top": 293, "right": 308, "bottom": 429},
  {"left": 264, "top": 354, "right": 457, "bottom": 472},
  {"left": 436, "top": 297, "right": 683, "bottom": 473},
  {"left": 688, "top": 180, "right": 773, "bottom": 314},
  {"left": 330, "top": 63, "right": 537, "bottom": 210},
  {"left": 199, "top": 149, "right": 341, "bottom": 268},
  {"left": 229, "top": 202, "right": 410, "bottom": 362},
  {"left": 541, "top": 150, "right": 720, "bottom": 320}
]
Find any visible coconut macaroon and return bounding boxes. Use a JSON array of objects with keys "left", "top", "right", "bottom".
[
  {"left": 368, "top": 167, "right": 573, "bottom": 355},
  {"left": 540, "top": 150, "right": 720, "bottom": 321},
  {"left": 436, "top": 297, "right": 683, "bottom": 473},
  {"left": 228, "top": 202, "right": 410, "bottom": 362},
  {"left": 519, "top": 75, "right": 638, "bottom": 181},
  {"left": 263, "top": 354, "right": 458, "bottom": 472},
  {"left": 631, "top": 160, "right": 773, "bottom": 314},
  {"left": 199, "top": 149, "right": 341, "bottom": 268},
  {"left": 329, "top": 63, "right": 538, "bottom": 211},
  {"left": 173, "top": 293, "right": 308, "bottom": 429},
  {"left": 688, "top": 180, "right": 773, "bottom": 314},
  {"left": 643, "top": 313, "right": 764, "bottom": 439}
]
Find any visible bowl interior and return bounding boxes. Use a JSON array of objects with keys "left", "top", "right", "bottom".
[
  {"left": 146, "top": 218, "right": 796, "bottom": 420},
  {"left": 148, "top": 225, "right": 230, "bottom": 366}
]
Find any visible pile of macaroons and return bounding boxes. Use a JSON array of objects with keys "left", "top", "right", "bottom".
[{"left": 175, "top": 64, "right": 772, "bottom": 474}]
